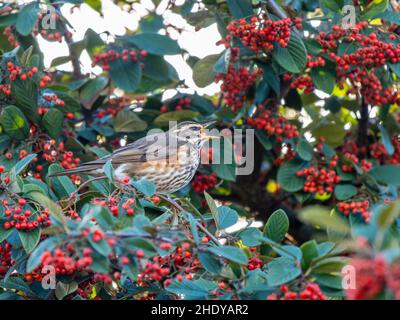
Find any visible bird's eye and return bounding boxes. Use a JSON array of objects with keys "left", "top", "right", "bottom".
[{"left": 190, "top": 126, "right": 201, "bottom": 132}]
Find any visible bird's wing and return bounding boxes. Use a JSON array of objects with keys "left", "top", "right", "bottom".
[
  {"left": 48, "top": 132, "right": 186, "bottom": 177},
  {"left": 79, "top": 132, "right": 185, "bottom": 166}
]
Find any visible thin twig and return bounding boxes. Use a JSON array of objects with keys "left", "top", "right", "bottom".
[{"left": 157, "top": 194, "right": 221, "bottom": 246}]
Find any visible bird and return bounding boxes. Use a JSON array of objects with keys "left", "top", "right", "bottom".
[{"left": 49, "top": 121, "right": 218, "bottom": 193}]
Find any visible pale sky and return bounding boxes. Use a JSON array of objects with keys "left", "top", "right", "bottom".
[{"left": 36, "top": 0, "right": 223, "bottom": 96}]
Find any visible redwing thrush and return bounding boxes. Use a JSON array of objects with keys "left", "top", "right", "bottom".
[{"left": 49, "top": 121, "right": 218, "bottom": 193}]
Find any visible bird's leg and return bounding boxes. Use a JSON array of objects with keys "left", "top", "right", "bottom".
[{"left": 68, "top": 176, "right": 108, "bottom": 201}]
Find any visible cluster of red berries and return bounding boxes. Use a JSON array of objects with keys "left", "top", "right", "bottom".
[
  {"left": 3, "top": 26, "right": 18, "bottom": 47},
  {"left": 0, "top": 62, "right": 40, "bottom": 96},
  {"left": 215, "top": 63, "right": 262, "bottom": 112},
  {"left": 2, "top": 198, "right": 51, "bottom": 231},
  {"left": 100, "top": 96, "right": 130, "bottom": 117},
  {"left": 306, "top": 54, "right": 326, "bottom": 69},
  {"left": 247, "top": 256, "right": 264, "bottom": 270},
  {"left": 346, "top": 256, "right": 386, "bottom": 300},
  {"left": 31, "top": 13, "right": 73, "bottom": 42},
  {"left": 341, "top": 152, "right": 372, "bottom": 173},
  {"left": 37, "top": 93, "right": 65, "bottom": 115},
  {"left": 316, "top": 23, "right": 400, "bottom": 106},
  {"left": 337, "top": 200, "right": 370, "bottom": 222},
  {"left": 297, "top": 166, "right": 341, "bottom": 194},
  {"left": 26, "top": 247, "right": 94, "bottom": 282},
  {"left": 191, "top": 172, "right": 218, "bottom": 193},
  {"left": 38, "top": 29, "right": 72, "bottom": 43},
  {"left": 290, "top": 75, "right": 314, "bottom": 94},
  {"left": 246, "top": 110, "right": 299, "bottom": 142},
  {"left": 267, "top": 283, "right": 326, "bottom": 300},
  {"left": 92, "top": 49, "right": 147, "bottom": 71},
  {"left": 226, "top": 16, "right": 293, "bottom": 53},
  {"left": 370, "top": 138, "right": 400, "bottom": 165},
  {"left": 93, "top": 196, "right": 135, "bottom": 217},
  {"left": 138, "top": 243, "right": 200, "bottom": 287},
  {"left": 0, "top": 242, "right": 13, "bottom": 275},
  {"left": 33, "top": 140, "right": 81, "bottom": 182},
  {"left": 160, "top": 97, "right": 191, "bottom": 113}
]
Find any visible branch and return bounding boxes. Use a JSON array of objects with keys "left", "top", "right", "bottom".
[
  {"left": 51, "top": 1, "right": 83, "bottom": 79},
  {"left": 157, "top": 194, "right": 221, "bottom": 246},
  {"left": 357, "top": 99, "right": 369, "bottom": 150},
  {"left": 264, "top": 0, "right": 287, "bottom": 19}
]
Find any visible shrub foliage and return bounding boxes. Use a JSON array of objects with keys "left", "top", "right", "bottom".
[{"left": 0, "top": 0, "right": 400, "bottom": 300}]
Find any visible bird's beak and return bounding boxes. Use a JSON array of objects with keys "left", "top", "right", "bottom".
[
  {"left": 202, "top": 121, "right": 219, "bottom": 140},
  {"left": 203, "top": 121, "right": 216, "bottom": 128}
]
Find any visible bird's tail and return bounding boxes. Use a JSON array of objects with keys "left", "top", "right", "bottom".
[{"left": 48, "top": 164, "right": 101, "bottom": 177}]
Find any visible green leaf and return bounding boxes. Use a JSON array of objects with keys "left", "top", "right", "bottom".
[
  {"left": 369, "top": 165, "right": 400, "bottom": 186},
  {"left": 379, "top": 125, "right": 394, "bottom": 156},
  {"left": 125, "top": 33, "right": 181, "bottom": 55},
  {"left": 210, "top": 137, "right": 236, "bottom": 182},
  {"left": 217, "top": 206, "right": 238, "bottom": 229},
  {"left": 132, "top": 179, "right": 156, "bottom": 196},
  {"left": 311, "top": 66, "right": 335, "bottom": 94},
  {"left": 11, "top": 79, "right": 39, "bottom": 122},
  {"left": 79, "top": 76, "right": 108, "bottom": 109},
  {"left": 334, "top": 184, "right": 357, "bottom": 200},
  {"left": 192, "top": 54, "right": 220, "bottom": 88},
  {"left": 166, "top": 279, "right": 213, "bottom": 297},
  {"left": 103, "top": 160, "right": 114, "bottom": 182},
  {"left": 300, "top": 240, "right": 319, "bottom": 270},
  {"left": 154, "top": 110, "right": 199, "bottom": 127},
  {"left": 198, "top": 252, "right": 223, "bottom": 274},
  {"left": 277, "top": 159, "right": 305, "bottom": 192},
  {"left": 262, "top": 64, "right": 280, "bottom": 96},
  {"left": 88, "top": 234, "right": 112, "bottom": 257},
  {"left": 0, "top": 105, "right": 29, "bottom": 140},
  {"left": 109, "top": 59, "right": 142, "bottom": 92},
  {"left": 204, "top": 191, "right": 219, "bottom": 222},
  {"left": 226, "top": 0, "right": 253, "bottom": 18},
  {"left": 26, "top": 191, "right": 66, "bottom": 227},
  {"left": 42, "top": 109, "right": 64, "bottom": 139},
  {"left": 50, "top": 56, "right": 71, "bottom": 68},
  {"left": 55, "top": 281, "right": 78, "bottom": 300},
  {"left": 374, "top": 11, "right": 400, "bottom": 24},
  {"left": 314, "top": 274, "right": 344, "bottom": 290},
  {"left": 0, "top": 13, "right": 17, "bottom": 28},
  {"left": 273, "top": 32, "right": 307, "bottom": 73},
  {"left": 54, "top": 92, "right": 81, "bottom": 114},
  {"left": 213, "top": 50, "right": 229, "bottom": 74},
  {"left": 47, "top": 164, "right": 77, "bottom": 199},
  {"left": 114, "top": 109, "right": 148, "bottom": 133},
  {"left": 362, "top": 0, "right": 388, "bottom": 19},
  {"left": 0, "top": 220, "right": 14, "bottom": 242},
  {"left": 296, "top": 140, "right": 313, "bottom": 161},
  {"left": 84, "top": 27, "right": 105, "bottom": 56},
  {"left": 16, "top": 2, "right": 40, "bottom": 36},
  {"left": 266, "top": 257, "right": 301, "bottom": 286},
  {"left": 377, "top": 200, "right": 400, "bottom": 230},
  {"left": 311, "top": 257, "right": 348, "bottom": 274},
  {"left": 255, "top": 130, "right": 272, "bottom": 150},
  {"left": 208, "top": 246, "right": 248, "bottom": 265},
  {"left": 264, "top": 209, "right": 289, "bottom": 242},
  {"left": 313, "top": 123, "right": 346, "bottom": 148},
  {"left": 322, "top": 0, "right": 344, "bottom": 12},
  {"left": 299, "top": 205, "right": 350, "bottom": 234},
  {"left": 124, "top": 238, "right": 157, "bottom": 256},
  {"left": 186, "top": 212, "right": 200, "bottom": 244},
  {"left": 26, "top": 237, "right": 58, "bottom": 272},
  {"left": 14, "top": 153, "right": 37, "bottom": 175},
  {"left": 239, "top": 228, "right": 263, "bottom": 246},
  {"left": 18, "top": 228, "right": 41, "bottom": 253}
]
